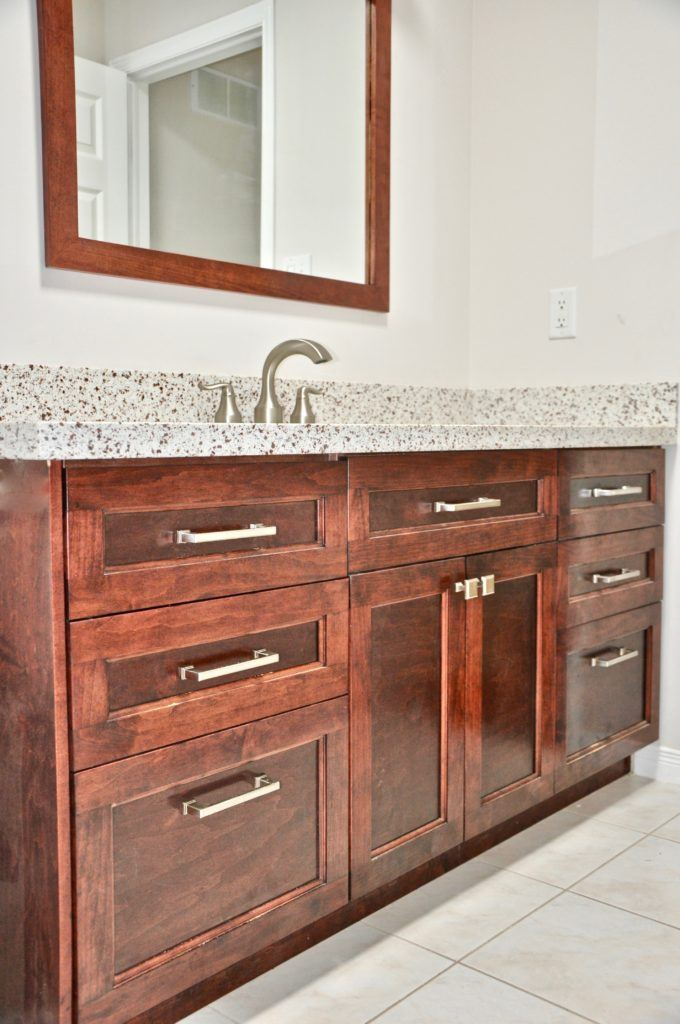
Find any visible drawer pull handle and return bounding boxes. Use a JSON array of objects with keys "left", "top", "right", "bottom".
[
  {"left": 590, "top": 647, "right": 639, "bottom": 669},
  {"left": 579, "top": 485, "right": 643, "bottom": 499},
  {"left": 182, "top": 773, "right": 281, "bottom": 819},
  {"left": 179, "top": 649, "right": 280, "bottom": 683},
  {"left": 175, "top": 523, "right": 277, "bottom": 544},
  {"left": 433, "top": 497, "right": 502, "bottom": 514},
  {"left": 591, "top": 568, "right": 642, "bottom": 586}
]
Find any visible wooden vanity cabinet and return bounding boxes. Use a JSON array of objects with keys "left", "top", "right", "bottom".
[{"left": 0, "top": 448, "right": 665, "bottom": 1024}]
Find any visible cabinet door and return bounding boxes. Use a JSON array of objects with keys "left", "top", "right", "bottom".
[
  {"left": 465, "top": 543, "right": 557, "bottom": 838},
  {"left": 350, "top": 560, "right": 466, "bottom": 898}
]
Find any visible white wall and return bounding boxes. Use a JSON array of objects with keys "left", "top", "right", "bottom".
[
  {"left": 0, "top": 0, "right": 472, "bottom": 387},
  {"left": 467, "top": 0, "right": 680, "bottom": 758},
  {"left": 468, "top": 0, "right": 680, "bottom": 389}
]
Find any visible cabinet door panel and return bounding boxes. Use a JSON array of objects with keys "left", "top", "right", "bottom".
[
  {"left": 465, "top": 544, "right": 557, "bottom": 838},
  {"left": 350, "top": 560, "right": 466, "bottom": 897}
]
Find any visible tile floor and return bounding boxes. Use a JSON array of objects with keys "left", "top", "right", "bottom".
[{"left": 179, "top": 775, "right": 680, "bottom": 1024}]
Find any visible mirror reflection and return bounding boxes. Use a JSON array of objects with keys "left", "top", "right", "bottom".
[{"left": 72, "top": 1, "right": 367, "bottom": 283}]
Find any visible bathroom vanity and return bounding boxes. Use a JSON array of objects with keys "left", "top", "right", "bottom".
[{"left": 0, "top": 439, "right": 666, "bottom": 1024}]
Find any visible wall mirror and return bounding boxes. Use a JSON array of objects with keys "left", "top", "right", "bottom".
[{"left": 38, "top": 0, "right": 391, "bottom": 310}]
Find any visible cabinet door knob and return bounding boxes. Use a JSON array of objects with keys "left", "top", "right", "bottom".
[{"left": 455, "top": 578, "right": 481, "bottom": 600}]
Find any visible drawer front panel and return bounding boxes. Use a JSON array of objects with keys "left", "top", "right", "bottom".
[
  {"left": 66, "top": 459, "right": 348, "bottom": 618},
  {"left": 70, "top": 580, "right": 348, "bottom": 769},
  {"left": 566, "top": 627, "right": 647, "bottom": 758},
  {"left": 555, "top": 605, "right": 660, "bottom": 790},
  {"left": 558, "top": 527, "right": 663, "bottom": 627},
  {"left": 559, "top": 449, "right": 664, "bottom": 539},
  {"left": 74, "top": 700, "right": 348, "bottom": 1024},
  {"left": 349, "top": 451, "right": 558, "bottom": 572}
]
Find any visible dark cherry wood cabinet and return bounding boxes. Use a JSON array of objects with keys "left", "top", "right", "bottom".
[
  {"left": 349, "top": 559, "right": 466, "bottom": 897},
  {"left": 0, "top": 448, "right": 665, "bottom": 1024},
  {"left": 464, "top": 543, "right": 557, "bottom": 837}
]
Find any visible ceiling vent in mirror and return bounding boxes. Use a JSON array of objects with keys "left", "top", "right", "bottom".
[{"left": 191, "top": 67, "right": 260, "bottom": 128}]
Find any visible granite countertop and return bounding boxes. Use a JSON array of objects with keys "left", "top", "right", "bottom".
[
  {"left": 0, "top": 366, "right": 676, "bottom": 460},
  {"left": 0, "top": 420, "right": 676, "bottom": 461}
]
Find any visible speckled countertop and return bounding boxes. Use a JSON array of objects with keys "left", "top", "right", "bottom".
[{"left": 0, "top": 365, "right": 676, "bottom": 460}]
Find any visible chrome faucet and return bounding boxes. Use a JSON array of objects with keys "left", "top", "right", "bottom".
[{"left": 254, "top": 340, "right": 332, "bottom": 424}]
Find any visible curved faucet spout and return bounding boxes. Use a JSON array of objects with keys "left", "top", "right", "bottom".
[{"left": 254, "top": 339, "right": 332, "bottom": 424}]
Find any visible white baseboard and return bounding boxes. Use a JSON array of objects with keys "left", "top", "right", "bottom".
[{"left": 633, "top": 743, "right": 680, "bottom": 785}]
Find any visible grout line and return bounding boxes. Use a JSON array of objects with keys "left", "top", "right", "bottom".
[
  {"left": 360, "top": 922, "right": 456, "bottom": 962},
  {"left": 462, "top": 965, "right": 600, "bottom": 1023},
  {"left": 567, "top": 889, "right": 680, "bottom": 934},
  {"left": 652, "top": 829, "right": 680, "bottom": 844},
  {"left": 362, "top": 963, "right": 456, "bottom": 1024},
  {"left": 458, "top": 887, "right": 566, "bottom": 962},
  {"left": 556, "top": 807, "right": 657, "bottom": 835},
  {"left": 468, "top": 859, "right": 569, "bottom": 890},
  {"left": 555, "top": 829, "right": 651, "bottom": 890}
]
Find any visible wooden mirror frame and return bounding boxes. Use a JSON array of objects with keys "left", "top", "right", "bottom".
[{"left": 37, "top": 0, "right": 391, "bottom": 311}]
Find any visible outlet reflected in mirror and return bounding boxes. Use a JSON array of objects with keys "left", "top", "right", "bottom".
[{"left": 72, "top": 0, "right": 367, "bottom": 283}]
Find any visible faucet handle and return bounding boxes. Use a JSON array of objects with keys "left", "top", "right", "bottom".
[
  {"left": 199, "top": 381, "right": 243, "bottom": 424},
  {"left": 291, "top": 386, "right": 322, "bottom": 425}
]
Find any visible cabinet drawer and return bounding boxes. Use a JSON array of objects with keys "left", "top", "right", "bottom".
[
  {"left": 555, "top": 605, "right": 660, "bottom": 790},
  {"left": 69, "top": 579, "right": 348, "bottom": 769},
  {"left": 558, "top": 527, "right": 663, "bottom": 628},
  {"left": 66, "top": 459, "right": 348, "bottom": 618},
  {"left": 559, "top": 449, "right": 664, "bottom": 539},
  {"left": 348, "top": 451, "right": 557, "bottom": 572},
  {"left": 74, "top": 699, "right": 348, "bottom": 1024}
]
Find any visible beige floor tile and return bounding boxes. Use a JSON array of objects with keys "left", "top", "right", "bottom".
[
  {"left": 568, "top": 776, "right": 680, "bottom": 832},
  {"left": 465, "top": 891, "right": 680, "bottom": 1024},
  {"left": 655, "top": 812, "right": 680, "bottom": 843},
  {"left": 178, "top": 1008, "right": 233, "bottom": 1024},
  {"left": 373, "top": 965, "right": 589, "bottom": 1023},
  {"left": 364, "top": 859, "right": 559, "bottom": 959},
  {"left": 479, "top": 808, "right": 643, "bottom": 886},
  {"left": 212, "top": 922, "right": 448, "bottom": 1024},
  {"left": 574, "top": 834, "right": 680, "bottom": 928}
]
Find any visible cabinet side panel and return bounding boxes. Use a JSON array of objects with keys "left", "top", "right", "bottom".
[{"left": 0, "top": 462, "right": 71, "bottom": 1024}]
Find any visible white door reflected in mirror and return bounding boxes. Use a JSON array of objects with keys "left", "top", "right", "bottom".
[{"left": 71, "top": 0, "right": 367, "bottom": 284}]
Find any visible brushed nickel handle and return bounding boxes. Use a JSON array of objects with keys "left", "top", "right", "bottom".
[
  {"left": 456, "top": 578, "right": 480, "bottom": 600},
  {"left": 591, "top": 568, "right": 642, "bottom": 586},
  {"left": 590, "top": 647, "right": 639, "bottom": 669},
  {"left": 579, "top": 485, "right": 643, "bottom": 499},
  {"left": 182, "top": 773, "right": 280, "bottom": 819},
  {"left": 179, "top": 649, "right": 280, "bottom": 683},
  {"left": 481, "top": 574, "right": 496, "bottom": 597},
  {"left": 434, "top": 497, "right": 502, "bottom": 514},
  {"left": 175, "top": 523, "right": 277, "bottom": 544}
]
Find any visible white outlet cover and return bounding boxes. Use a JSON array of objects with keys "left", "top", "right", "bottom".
[{"left": 550, "top": 287, "right": 577, "bottom": 340}]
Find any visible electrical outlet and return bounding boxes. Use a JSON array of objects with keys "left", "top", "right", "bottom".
[{"left": 550, "top": 287, "right": 577, "bottom": 339}]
